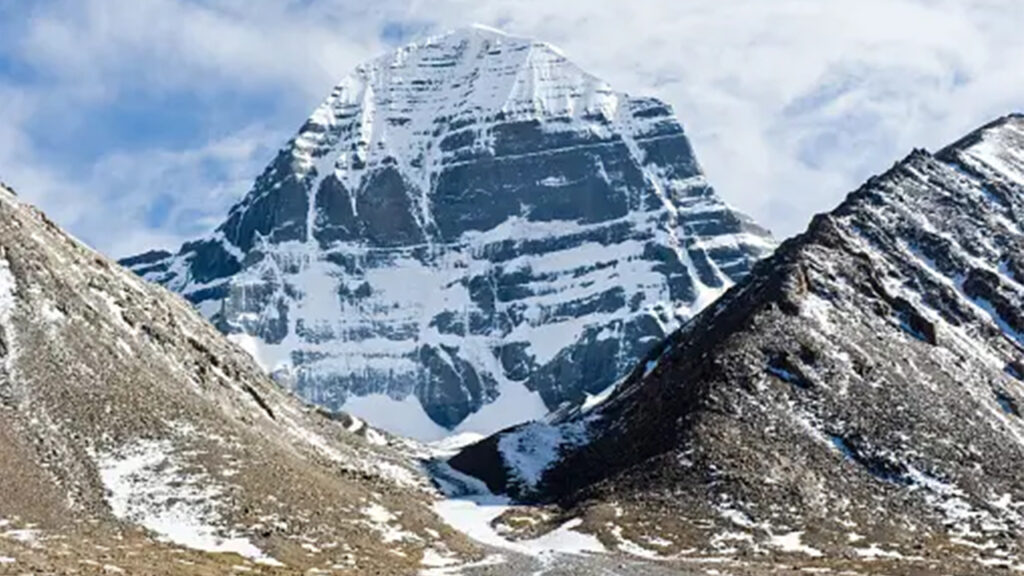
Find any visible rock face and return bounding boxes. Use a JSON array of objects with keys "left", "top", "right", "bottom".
[
  {"left": 123, "top": 25, "right": 772, "bottom": 439},
  {"left": 451, "top": 115, "right": 1024, "bottom": 568},
  {"left": 0, "top": 183, "right": 479, "bottom": 573}
]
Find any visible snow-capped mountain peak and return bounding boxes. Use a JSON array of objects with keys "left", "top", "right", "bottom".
[
  {"left": 124, "top": 27, "right": 773, "bottom": 440},
  {"left": 292, "top": 25, "right": 619, "bottom": 235}
]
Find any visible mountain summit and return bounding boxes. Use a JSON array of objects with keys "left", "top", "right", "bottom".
[{"left": 123, "top": 26, "right": 772, "bottom": 439}]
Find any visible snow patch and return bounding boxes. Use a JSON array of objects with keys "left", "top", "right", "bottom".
[
  {"left": 362, "top": 502, "right": 419, "bottom": 544},
  {"left": 497, "top": 421, "right": 589, "bottom": 490},
  {"left": 420, "top": 553, "right": 506, "bottom": 575},
  {"left": 433, "top": 496, "right": 605, "bottom": 559},
  {"left": 342, "top": 393, "right": 450, "bottom": 441},
  {"left": 800, "top": 293, "right": 835, "bottom": 333},
  {"left": 580, "top": 380, "right": 618, "bottom": 413},
  {"left": 420, "top": 547, "right": 460, "bottom": 568},
  {"left": 427, "top": 432, "right": 486, "bottom": 458},
  {"left": 94, "top": 438, "right": 282, "bottom": 566},
  {"left": 971, "top": 296, "right": 1024, "bottom": 346},
  {"left": 608, "top": 524, "right": 663, "bottom": 559},
  {"left": 768, "top": 531, "right": 822, "bottom": 557},
  {"left": 0, "top": 255, "right": 18, "bottom": 367},
  {"left": 452, "top": 380, "right": 550, "bottom": 439},
  {"left": 538, "top": 175, "right": 571, "bottom": 186},
  {"left": 643, "top": 359, "right": 659, "bottom": 378},
  {"left": 963, "top": 123, "right": 1024, "bottom": 187},
  {"left": 2, "top": 529, "right": 39, "bottom": 544}
]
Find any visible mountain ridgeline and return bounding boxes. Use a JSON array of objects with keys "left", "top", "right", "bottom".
[
  {"left": 4, "top": 22, "right": 1024, "bottom": 576},
  {"left": 449, "top": 115, "right": 1024, "bottom": 570},
  {"left": 121, "top": 25, "right": 772, "bottom": 439}
]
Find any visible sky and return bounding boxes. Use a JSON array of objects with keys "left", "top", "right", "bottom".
[{"left": 0, "top": 0, "right": 1022, "bottom": 258}]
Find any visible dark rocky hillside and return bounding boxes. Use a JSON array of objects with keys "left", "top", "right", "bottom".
[{"left": 450, "top": 114, "right": 1024, "bottom": 573}]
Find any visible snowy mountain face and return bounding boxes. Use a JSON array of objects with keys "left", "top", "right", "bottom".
[
  {"left": 123, "top": 26, "right": 772, "bottom": 439},
  {"left": 0, "top": 183, "right": 489, "bottom": 573},
  {"left": 450, "top": 116, "right": 1024, "bottom": 568}
]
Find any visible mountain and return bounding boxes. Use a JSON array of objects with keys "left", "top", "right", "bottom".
[
  {"left": 121, "top": 25, "right": 772, "bottom": 440},
  {"left": 448, "top": 115, "right": 1024, "bottom": 571},
  {"left": 0, "top": 182, "right": 487, "bottom": 573}
]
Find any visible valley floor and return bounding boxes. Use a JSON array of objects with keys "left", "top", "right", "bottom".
[
  {"left": 422, "top": 458, "right": 986, "bottom": 576},
  {"left": 0, "top": 459, "right": 1007, "bottom": 575}
]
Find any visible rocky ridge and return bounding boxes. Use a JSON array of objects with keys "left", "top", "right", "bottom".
[
  {"left": 449, "top": 114, "right": 1024, "bottom": 573},
  {"left": 0, "top": 182, "right": 483, "bottom": 574}
]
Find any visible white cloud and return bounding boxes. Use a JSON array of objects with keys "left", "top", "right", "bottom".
[
  {"left": 81, "top": 124, "right": 287, "bottom": 257},
  {"left": 1, "top": 0, "right": 1022, "bottom": 256},
  {"left": 16, "top": 1, "right": 381, "bottom": 100},
  {"left": 396, "top": 0, "right": 1024, "bottom": 236},
  {"left": 1, "top": 0, "right": 384, "bottom": 255},
  {"left": 0, "top": 107, "right": 282, "bottom": 257}
]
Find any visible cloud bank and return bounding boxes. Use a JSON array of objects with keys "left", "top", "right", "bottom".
[{"left": 1, "top": 0, "right": 1022, "bottom": 256}]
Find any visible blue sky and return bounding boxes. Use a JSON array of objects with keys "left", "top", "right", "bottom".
[{"left": 1, "top": 0, "right": 1022, "bottom": 257}]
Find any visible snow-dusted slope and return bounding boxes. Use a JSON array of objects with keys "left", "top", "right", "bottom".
[
  {"left": 124, "top": 25, "right": 772, "bottom": 439},
  {"left": 0, "top": 183, "right": 482, "bottom": 573},
  {"left": 451, "top": 115, "right": 1024, "bottom": 569}
]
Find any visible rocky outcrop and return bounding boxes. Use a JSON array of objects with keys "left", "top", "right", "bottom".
[{"left": 123, "top": 26, "right": 772, "bottom": 438}]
